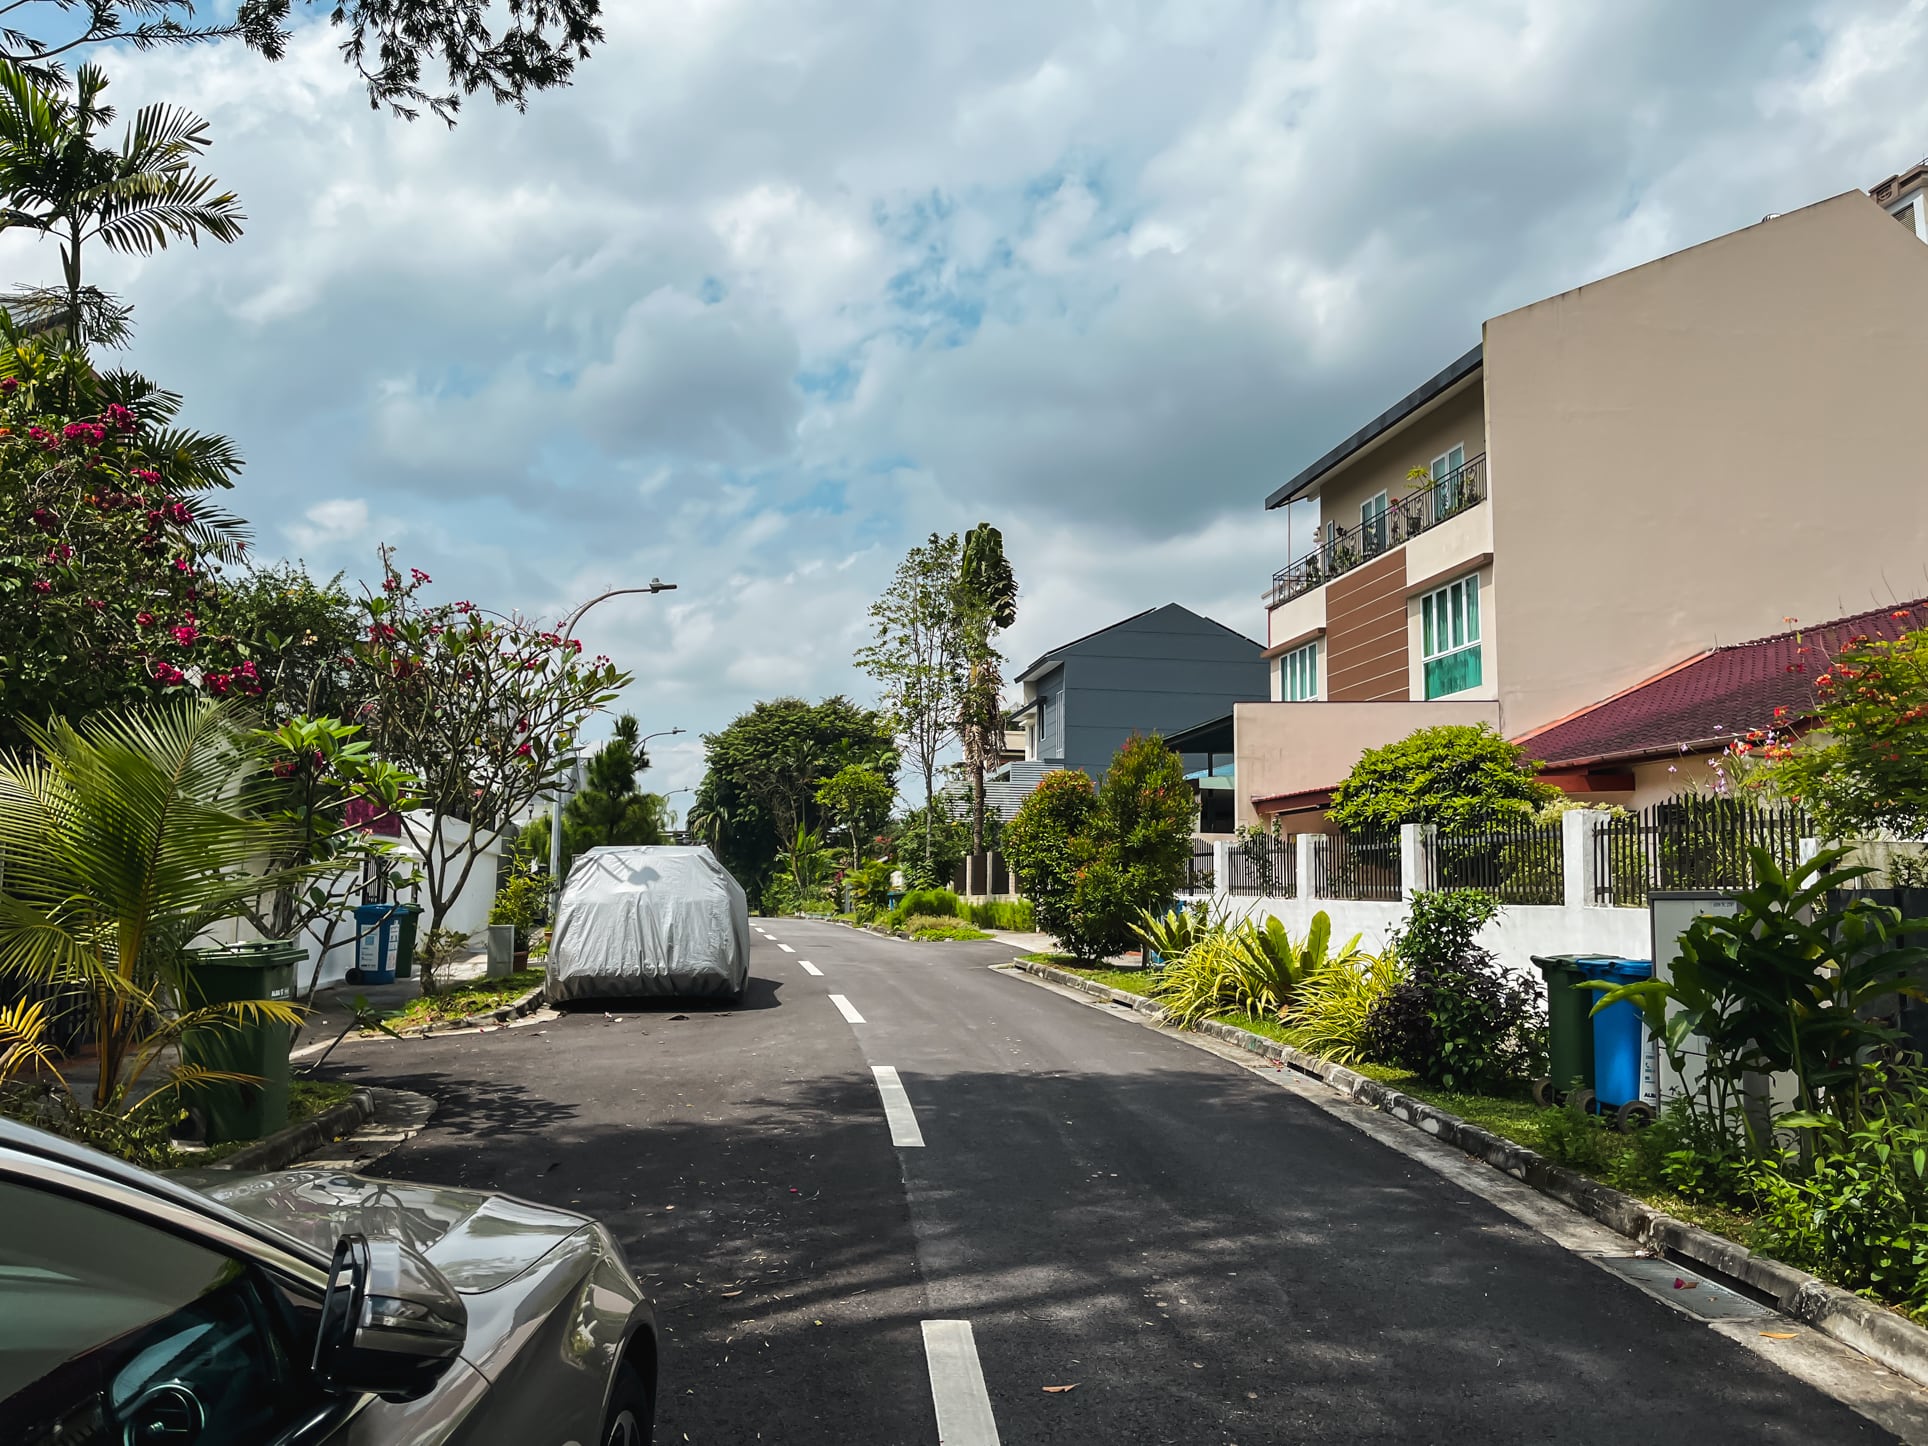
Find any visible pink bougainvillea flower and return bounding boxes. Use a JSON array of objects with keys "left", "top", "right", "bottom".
[
  {"left": 0, "top": 376, "right": 18, "bottom": 393},
  {"left": 135, "top": 611, "right": 154, "bottom": 628},
  {"left": 171, "top": 624, "right": 198, "bottom": 646},
  {"left": 29, "top": 578, "right": 51, "bottom": 594},
  {"left": 409, "top": 568, "right": 431, "bottom": 584}
]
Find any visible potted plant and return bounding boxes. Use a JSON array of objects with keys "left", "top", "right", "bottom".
[{"left": 488, "top": 870, "right": 547, "bottom": 968}]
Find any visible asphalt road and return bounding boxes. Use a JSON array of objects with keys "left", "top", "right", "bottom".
[{"left": 324, "top": 918, "right": 1904, "bottom": 1445}]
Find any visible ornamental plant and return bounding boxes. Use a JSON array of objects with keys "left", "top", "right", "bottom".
[
  {"left": 349, "top": 548, "right": 630, "bottom": 933},
  {"left": 1002, "top": 735, "right": 1195, "bottom": 960},
  {"left": 1329, "top": 723, "right": 1556, "bottom": 834},
  {"left": 1767, "top": 620, "right": 1928, "bottom": 837},
  {"left": 0, "top": 335, "right": 252, "bottom": 747}
]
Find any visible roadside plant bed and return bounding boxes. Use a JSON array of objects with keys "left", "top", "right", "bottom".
[
  {"left": 178, "top": 1080, "right": 363, "bottom": 1167},
  {"left": 1014, "top": 957, "right": 1928, "bottom": 1388},
  {"left": 378, "top": 969, "right": 547, "bottom": 1032},
  {"left": 899, "top": 914, "right": 993, "bottom": 941}
]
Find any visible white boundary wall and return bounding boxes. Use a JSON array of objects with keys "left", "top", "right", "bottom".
[{"left": 1212, "top": 811, "right": 1656, "bottom": 974}]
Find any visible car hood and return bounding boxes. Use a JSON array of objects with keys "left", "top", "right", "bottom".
[{"left": 175, "top": 1167, "right": 591, "bottom": 1293}]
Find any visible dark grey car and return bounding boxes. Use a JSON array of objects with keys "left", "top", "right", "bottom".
[{"left": 0, "top": 1118, "right": 657, "bottom": 1445}]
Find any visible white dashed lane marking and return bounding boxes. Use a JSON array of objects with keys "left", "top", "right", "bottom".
[
  {"left": 921, "top": 1320, "right": 1002, "bottom": 1445},
  {"left": 778, "top": 942, "right": 796, "bottom": 954},
  {"left": 830, "top": 994, "right": 866, "bottom": 1025},
  {"left": 799, "top": 960, "right": 824, "bottom": 976},
  {"left": 872, "top": 1065, "right": 925, "bottom": 1147}
]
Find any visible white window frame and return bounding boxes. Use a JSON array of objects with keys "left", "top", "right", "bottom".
[
  {"left": 1420, "top": 573, "right": 1481, "bottom": 698},
  {"left": 1359, "top": 491, "right": 1388, "bottom": 554},
  {"left": 1429, "top": 443, "right": 1466, "bottom": 484},
  {"left": 1279, "top": 640, "right": 1318, "bottom": 701}
]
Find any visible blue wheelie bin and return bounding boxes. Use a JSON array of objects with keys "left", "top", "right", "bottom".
[
  {"left": 1587, "top": 957, "right": 1655, "bottom": 1130},
  {"left": 351, "top": 902, "right": 402, "bottom": 984}
]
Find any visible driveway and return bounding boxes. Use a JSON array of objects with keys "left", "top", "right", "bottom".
[{"left": 321, "top": 918, "right": 1910, "bottom": 1445}]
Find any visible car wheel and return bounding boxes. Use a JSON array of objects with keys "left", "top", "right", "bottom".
[{"left": 603, "top": 1362, "right": 653, "bottom": 1446}]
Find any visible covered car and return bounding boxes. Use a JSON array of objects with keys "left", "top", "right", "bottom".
[{"left": 547, "top": 844, "right": 752, "bottom": 1002}]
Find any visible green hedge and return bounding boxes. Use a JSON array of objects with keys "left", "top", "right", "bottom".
[{"left": 963, "top": 899, "right": 1034, "bottom": 931}]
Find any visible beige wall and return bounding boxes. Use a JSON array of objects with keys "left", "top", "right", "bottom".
[
  {"left": 1311, "top": 378, "right": 1487, "bottom": 539},
  {"left": 1233, "top": 698, "right": 1502, "bottom": 828},
  {"left": 1486, "top": 191, "right": 1928, "bottom": 735}
]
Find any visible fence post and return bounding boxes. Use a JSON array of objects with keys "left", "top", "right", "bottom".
[
  {"left": 1212, "top": 838, "right": 1230, "bottom": 900},
  {"left": 1399, "top": 823, "right": 1427, "bottom": 903},
  {"left": 1297, "top": 832, "right": 1319, "bottom": 901},
  {"left": 1564, "top": 809, "right": 1603, "bottom": 909},
  {"left": 1798, "top": 836, "right": 1821, "bottom": 867}
]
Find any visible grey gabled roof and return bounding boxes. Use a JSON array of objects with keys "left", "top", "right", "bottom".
[
  {"left": 1013, "top": 603, "right": 1263, "bottom": 685},
  {"left": 1263, "top": 344, "right": 1483, "bottom": 510}
]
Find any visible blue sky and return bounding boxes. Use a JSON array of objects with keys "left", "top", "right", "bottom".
[{"left": 6, "top": 0, "right": 1925, "bottom": 804}]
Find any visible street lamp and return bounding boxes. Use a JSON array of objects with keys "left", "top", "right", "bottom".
[
  {"left": 546, "top": 580, "right": 680, "bottom": 889},
  {"left": 664, "top": 786, "right": 695, "bottom": 838}
]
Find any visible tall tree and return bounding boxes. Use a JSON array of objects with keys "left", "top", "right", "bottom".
[
  {"left": 692, "top": 696, "right": 896, "bottom": 904},
  {"left": 0, "top": 60, "right": 244, "bottom": 347},
  {"left": 522, "top": 713, "right": 669, "bottom": 878},
  {"left": 0, "top": 1, "right": 606, "bottom": 125},
  {"left": 856, "top": 532, "right": 965, "bottom": 874},
  {"left": 349, "top": 549, "right": 628, "bottom": 932},
  {"left": 954, "top": 522, "right": 1018, "bottom": 859}
]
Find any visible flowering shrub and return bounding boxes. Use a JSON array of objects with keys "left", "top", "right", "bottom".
[
  {"left": 1766, "top": 620, "right": 1928, "bottom": 837},
  {"left": 0, "top": 341, "right": 251, "bottom": 744},
  {"left": 350, "top": 549, "right": 630, "bottom": 931}
]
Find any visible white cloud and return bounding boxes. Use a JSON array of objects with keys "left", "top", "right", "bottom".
[{"left": 19, "top": 0, "right": 1922, "bottom": 776}]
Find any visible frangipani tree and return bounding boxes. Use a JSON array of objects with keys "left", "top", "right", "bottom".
[
  {"left": 0, "top": 699, "right": 308, "bottom": 1110},
  {"left": 351, "top": 549, "right": 630, "bottom": 933}
]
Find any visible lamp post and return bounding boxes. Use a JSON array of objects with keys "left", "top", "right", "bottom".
[
  {"left": 546, "top": 580, "right": 679, "bottom": 890},
  {"left": 664, "top": 786, "right": 694, "bottom": 838}
]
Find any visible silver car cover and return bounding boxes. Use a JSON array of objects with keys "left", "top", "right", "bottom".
[{"left": 546, "top": 845, "right": 752, "bottom": 1001}]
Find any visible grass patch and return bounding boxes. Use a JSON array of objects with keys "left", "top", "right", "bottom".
[
  {"left": 903, "top": 915, "right": 993, "bottom": 941},
  {"left": 169, "top": 1079, "right": 363, "bottom": 1166},
  {"left": 1044, "top": 960, "right": 1158, "bottom": 996},
  {"left": 380, "top": 969, "right": 547, "bottom": 1031}
]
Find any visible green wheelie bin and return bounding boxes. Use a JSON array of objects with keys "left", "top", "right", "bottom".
[
  {"left": 1530, "top": 953, "right": 1604, "bottom": 1109},
  {"left": 180, "top": 940, "right": 304, "bottom": 1144},
  {"left": 392, "top": 903, "right": 424, "bottom": 979}
]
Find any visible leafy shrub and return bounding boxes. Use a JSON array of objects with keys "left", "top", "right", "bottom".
[
  {"left": 1002, "top": 737, "right": 1194, "bottom": 960},
  {"left": 1745, "top": 1077, "right": 1928, "bottom": 1311},
  {"left": 416, "top": 926, "right": 471, "bottom": 997},
  {"left": 963, "top": 899, "right": 1034, "bottom": 931},
  {"left": 1283, "top": 948, "right": 1406, "bottom": 1064},
  {"left": 488, "top": 870, "right": 547, "bottom": 950},
  {"left": 1151, "top": 913, "right": 1359, "bottom": 1027},
  {"left": 1328, "top": 724, "right": 1557, "bottom": 833},
  {"left": 0, "top": 1084, "right": 180, "bottom": 1169},
  {"left": 1536, "top": 1098, "right": 1617, "bottom": 1173},
  {"left": 1131, "top": 899, "right": 1226, "bottom": 964},
  {"left": 895, "top": 887, "right": 960, "bottom": 920},
  {"left": 1361, "top": 890, "right": 1542, "bottom": 1091},
  {"left": 901, "top": 914, "right": 993, "bottom": 942}
]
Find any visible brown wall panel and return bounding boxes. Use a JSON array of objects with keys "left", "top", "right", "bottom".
[{"left": 1326, "top": 551, "right": 1408, "bottom": 701}]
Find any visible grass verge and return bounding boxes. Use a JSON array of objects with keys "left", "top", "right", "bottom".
[{"left": 380, "top": 969, "right": 546, "bottom": 1031}]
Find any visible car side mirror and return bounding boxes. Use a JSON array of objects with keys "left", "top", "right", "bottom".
[{"left": 313, "top": 1233, "right": 468, "bottom": 1402}]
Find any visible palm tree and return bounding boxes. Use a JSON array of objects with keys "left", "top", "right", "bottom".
[
  {"left": 0, "top": 699, "right": 306, "bottom": 1110},
  {"left": 0, "top": 58, "right": 244, "bottom": 347}
]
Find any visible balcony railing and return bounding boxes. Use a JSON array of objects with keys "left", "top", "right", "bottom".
[{"left": 1267, "top": 453, "right": 1487, "bottom": 607}]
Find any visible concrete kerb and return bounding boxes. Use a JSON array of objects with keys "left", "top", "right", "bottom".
[
  {"left": 1011, "top": 957, "right": 1928, "bottom": 1394},
  {"left": 208, "top": 1088, "right": 375, "bottom": 1173},
  {"left": 425, "top": 983, "right": 546, "bottom": 1035}
]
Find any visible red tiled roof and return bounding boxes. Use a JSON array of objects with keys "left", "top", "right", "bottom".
[{"left": 1517, "top": 601, "right": 1926, "bottom": 767}]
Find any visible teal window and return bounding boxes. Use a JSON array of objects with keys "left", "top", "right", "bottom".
[
  {"left": 1280, "top": 640, "right": 1317, "bottom": 701},
  {"left": 1421, "top": 574, "right": 1482, "bottom": 698}
]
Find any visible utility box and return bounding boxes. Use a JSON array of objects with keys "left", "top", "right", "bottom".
[{"left": 486, "top": 924, "right": 516, "bottom": 979}]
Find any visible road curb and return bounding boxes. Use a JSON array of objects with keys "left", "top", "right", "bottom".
[
  {"left": 1011, "top": 957, "right": 1928, "bottom": 1392},
  {"left": 450, "top": 984, "right": 546, "bottom": 1031},
  {"left": 209, "top": 1088, "right": 376, "bottom": 1173}
]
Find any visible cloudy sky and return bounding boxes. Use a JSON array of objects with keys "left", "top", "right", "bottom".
[{"left": 13, "top": 0, "right": 1927, "bottom": 803}]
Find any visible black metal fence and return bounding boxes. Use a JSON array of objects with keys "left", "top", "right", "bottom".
[
  {"left": 1183, "top": 842, "right": 1218, "bottom": 895},
  {"left": 1268, "top": 454, "right": 1487, "bottom": 606},
  {"left": 1314, "top": 829, "right": 1402, "bottom": 901},
  {"left": 1428, "top": 821, "right": 1565, "bottom": 905},
  {"left": 1594, "top": 798, "right": 1812, "bottom": 906},
  {"left": 1226, "top": 833, "right": 1296, "bottom": 897}
]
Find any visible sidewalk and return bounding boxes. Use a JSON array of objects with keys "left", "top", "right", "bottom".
[{"left": 293, "top": 949, "right": 492, "bottom": 1057}]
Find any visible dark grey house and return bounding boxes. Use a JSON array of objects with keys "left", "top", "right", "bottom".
[{"left": 982, "top": 603, "right": 1267, "bottom": 824}]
